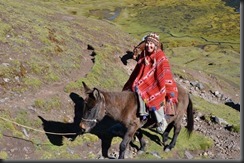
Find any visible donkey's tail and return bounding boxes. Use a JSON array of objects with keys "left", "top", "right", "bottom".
[{"left": 186, "top": 94, "right": 194, "bottom": 137}]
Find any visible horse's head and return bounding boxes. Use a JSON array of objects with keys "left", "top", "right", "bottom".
[{"left": 79, "top": 82, "right": 106, "bottom": 132}]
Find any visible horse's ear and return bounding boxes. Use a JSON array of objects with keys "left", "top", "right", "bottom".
[{"left": 82, "top": 81, "right": 91, "bottom": 94}]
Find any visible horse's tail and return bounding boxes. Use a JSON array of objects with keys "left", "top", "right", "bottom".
[{"left": 186, "top": 94, "right": 194, "bottom": 137}]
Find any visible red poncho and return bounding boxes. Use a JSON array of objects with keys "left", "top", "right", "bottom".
[{"left": 123, "top": 49, "right": 178, "bottom": 110}]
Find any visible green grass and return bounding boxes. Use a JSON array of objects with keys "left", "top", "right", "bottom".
[
  {"left": 133, "top": 127, "right": 214, "bottom": 159},
  {"left": 113, "top": 0, "right": 239, "bottom": 50},
  {"left": 0, "top": 113, "right": 16, "bottom": 133},
  {"left": 167, "top": 47, "right": 240, "bottom": 89},
  {"left": 34, "top": 96, "right": 62, "bottom": 112},
  {"left": 64, "top": 44, "right": 131, "bottom": 92},
  {"left": 0, "top": 151, "right": 8, "bottom": 159},
  {"left": 192, "top": 95, "right": 240, "bottom": 132}
]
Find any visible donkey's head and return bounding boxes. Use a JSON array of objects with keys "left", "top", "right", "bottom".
[{"left": 79, "top": 82, "right": 106, "bottom": 132}]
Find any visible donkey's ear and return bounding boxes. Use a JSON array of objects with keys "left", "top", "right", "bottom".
[
  {"left": 93, "top": 88, "right": 104, "bottom": 100},
  {"left": 93, "top": 88, "right": 100, "bottom": 99},
  {"left": 82, "top": 81, "right": 91, "bottom": 94}
]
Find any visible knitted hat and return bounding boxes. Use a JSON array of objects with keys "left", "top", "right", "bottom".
[{"left": 145, "top": 33, "right": 160, "bottom": 47}]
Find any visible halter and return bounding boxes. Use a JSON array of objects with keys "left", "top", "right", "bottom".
[
  {"left": 81, "top": 118, "right": 97, "bottom": 123},
  {"left": 81, "top": 94, "right": 105, "bottom": 124}
]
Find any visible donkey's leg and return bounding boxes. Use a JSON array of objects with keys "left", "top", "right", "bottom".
[
  {"left": 118, "top": 134, "right": 133, "bottom": 159},
  {"left": 164, "top": 123, "right": 181, "bottom": 152},
  {"left": 101, "top": 135, "right": 113, "bottom": 158},
  {"left": 118, "top": 127, "right": 138, "bottom": 159},
  {"left": 162, "top": 122, "right": 174, "bottom": 144},
  {"left": 134, "top": 128, "right": 146, "bottom": 153}
]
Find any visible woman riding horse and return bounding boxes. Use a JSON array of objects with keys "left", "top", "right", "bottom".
[{"left": 123, "top": 32, "right": 178, "bottom": 134}]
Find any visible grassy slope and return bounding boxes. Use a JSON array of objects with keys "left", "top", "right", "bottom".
[
  {"left": 0, "top": 0, "right": 138, "bottom": 159},
  {"left": 1, "top": 0, "right": 142, "bottom": 93},
  {"left": 54, "top": 0, "right": 240, "bottom": 98},
  {"left": 0, "top": 0, "right": 240, "bottom": 160},
  {"left": 113, "top": 0, "right": 240, "bottom": 89}
]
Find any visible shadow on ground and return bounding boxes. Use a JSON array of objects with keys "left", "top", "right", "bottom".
[
  {"left": 120, "top": 51, "right": 134, "bottom": 65},
  {"left": 225, "top": 101, "right": 240, "bottom": 111},
  {"left": 38, "top": 92, "right": 85, "bottom": 146}
]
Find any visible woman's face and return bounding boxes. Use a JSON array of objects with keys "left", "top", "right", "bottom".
[{"left": 145, "top": 41, "right": 156, "bottom": 53}]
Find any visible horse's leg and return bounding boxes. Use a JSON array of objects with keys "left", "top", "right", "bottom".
[
  {"left": 164, "top": 122, "right": 181, "bottom": 152},
  {"left": 118, "top": 126, "right": 138, "bottom": 159}
]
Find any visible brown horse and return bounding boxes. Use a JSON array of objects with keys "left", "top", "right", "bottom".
[
  {"left": 133, "top": 40, "right": 164, "bottom": 61},
  {"left": 79, "top": 81, "right": 194, "bottom": 159}
]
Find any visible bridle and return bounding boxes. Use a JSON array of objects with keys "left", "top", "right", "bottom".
[{"left": 81, "top": 98, "right": 104, "bottom": 124}]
